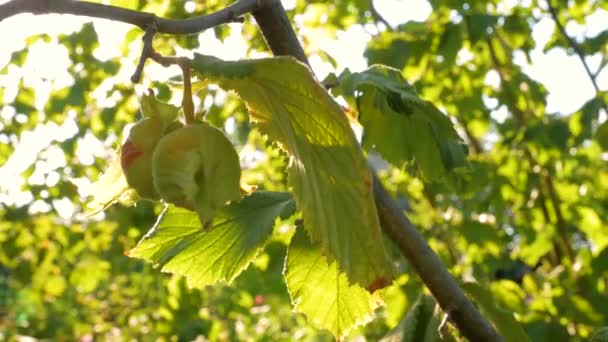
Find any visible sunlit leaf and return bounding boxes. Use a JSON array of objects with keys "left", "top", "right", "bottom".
[
  {"left": 590, "top": 327, "right": 608, "bottom": 342},
  {"left": 128, "top": 191, "right": 295, "bottom": 287},
  {"left": 140, "top": 91, "right": 180, "bottom": 124},
  {"left": 330, "top": 65, "right": 467, "bottom": 180},
  {"left": 191, "top": 54, "right": 394, "bottom": 290},
  {"left": 284, "top": 228, "right": 383, "bottom": 339},
  {"left": 596, "top": 121, "right": 608, "bottom": 151},
  {"left": 80, "top": 151, "right": 132, "bottom": 215}
]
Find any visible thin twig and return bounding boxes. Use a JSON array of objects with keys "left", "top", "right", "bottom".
[
  {"left": 128, "top": 23, "right": 195, "bottom": 123},
  {"left": 179, "top": 59, "right": 195, "bottom": 124},
  {"left": 369, "top": 0, "right": 393, "bottom": 31},
  {"left": 252, "top": 0, "right": 308, "bottom": 65},
  {"left": 131, "top": 25, "right": 157, "bottom": 83},
  {"left": 0, "top": 0, "right": 256, "bottom": 35},
  {"left": 594, "top": 55, "right": 608, "bottom": 79},
  {"left": 546, "top": 0, "right": 608, "bottom": 113},
  {"left": 144, "top": 50, "right": 195, "bottom": 124}
]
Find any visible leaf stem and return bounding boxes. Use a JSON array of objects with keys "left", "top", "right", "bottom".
[
  {"left": 131, "top": 24, "right": 157, "bottom": 83},
  {"left": 180, "top": 60, "right": 195, "bottom": 125}
]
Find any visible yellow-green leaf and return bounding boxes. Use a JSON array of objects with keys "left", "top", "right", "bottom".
[
  {"left": 191, "top": 54, "right": 393, "bottom": 290},
  {"left": 285, "top": 228, "right": 383, "bottom": 339},
  {"left": 82, "top": 151, "right": 132, "bottom": 215},
  {"left": 128, "top": 191, "right": 295, "bottom": 287}
]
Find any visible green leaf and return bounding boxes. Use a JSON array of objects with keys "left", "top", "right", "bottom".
[
  {"left": 438, "top": 23, "right": 463, "bottom": 65},
  {"left": 80, "top": 151, "right": 133, "bottom": 215},
  {"left": 191, "top": 54, "right": 393, "bottom": 290},
  {"left": 382, "top": 295, "right": 450, "bottom": 342},
  {"left": 462, "top": 282, "right": 530, "bottom": 342},
  {"left": 284, "top": 228, "right": 383, "bottom": 339},
  {"left": 331, "top": 65, "right": 467, "bottom": 180},
  {"left": 596, "top": 121, "right": 608, "bottom": 151},
  {"left": 128, "top": 191, "right": 295, "bottom": 287},
  {"left": 466, "top": 14, "right": 498, "bottom": 44},
  {"left": 590, "top": 327, "right": 608, "bottom": 342},
  {"left": 570, "top": 97, "right": 602, "bottom": 142},
  {"left": 140, "top": 91, "right": 180, "bottom": 125}
]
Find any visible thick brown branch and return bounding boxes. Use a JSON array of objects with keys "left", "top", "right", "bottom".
[
  {"left": 373, "top": 175, "right": 502, "bottom": 341},
  {"left": 0, "top": 0, "right": 256, "bottom": 35},
  {"left": 251, "top": 0, "right": 308, "bottom": 66}
]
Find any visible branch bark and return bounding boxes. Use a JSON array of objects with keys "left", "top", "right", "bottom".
[
  {"left": 252, "top": 2, "right": 502, "bottom": 341},
  {"left": 0, "top": 0, "right": 255, "bottom": 34},
  {"left": 251, "top": 0, "right": 308, "bottom": 65},
  {"left": 373, "top": 175, "right": 502, "bottom": 341}
]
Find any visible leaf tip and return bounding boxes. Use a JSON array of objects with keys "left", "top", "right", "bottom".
[{"left": 367, "top": 276, "right": 393, "bottom": 293}]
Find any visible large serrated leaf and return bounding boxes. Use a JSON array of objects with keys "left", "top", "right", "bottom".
[
  {"left": 284, "top": 228, "right": 383, "bottom": 339},
  {"left": 191, "top": 54, "right": 393, "bottom": 290},
  {"left": 128, "top": 191, "right": 295, "bottom": 287},
  {"left": 330, "top": 66, "right": 467, "bottom": 181}
]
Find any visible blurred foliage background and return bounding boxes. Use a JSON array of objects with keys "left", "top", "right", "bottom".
[{"left": 0, "top": 0, "right": 607, "bottom": 340}]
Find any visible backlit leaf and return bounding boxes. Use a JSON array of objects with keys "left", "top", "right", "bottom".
[
  {"left": 596, "top": 121, "right": 608, "bottom": 151},
  {"left": 81, "top": 151, "right": 132, "bottom": 215},
  {"left": 284, "top": 228, "right": 383, "bottom": 339},
  {"left": 128, "top": 191, "right": 295, "bottom": 287},
  {"left": 191, "top": 54, "right": 393, "bottom": 290},
  {"left": 330, "top": 65, "right": 467, "bottom": 180},
  {"left": 140, "top": 91, "right": 180, "bottom": 124}
]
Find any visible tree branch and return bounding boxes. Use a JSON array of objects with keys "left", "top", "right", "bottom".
[
  {"left": 251, "top": 0, "right": 308, "bottom": 65},
  {"left": 0, "top": 0, "right": 254, "bottom": 35},
  {"left": 131, "top": 25, "right": 157, "bottom": 83},
  {"left": 546, "top": 0, "right": 608, "bottom": 113},
  {"left": 369, "top": 0, "right": 393, "bottom": 31},
  {"left": 253, "top": 2, "right": 502, "bottom": 341},
  {"left": 373, "top": 175, "right": 502, "bottom": 341}
]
